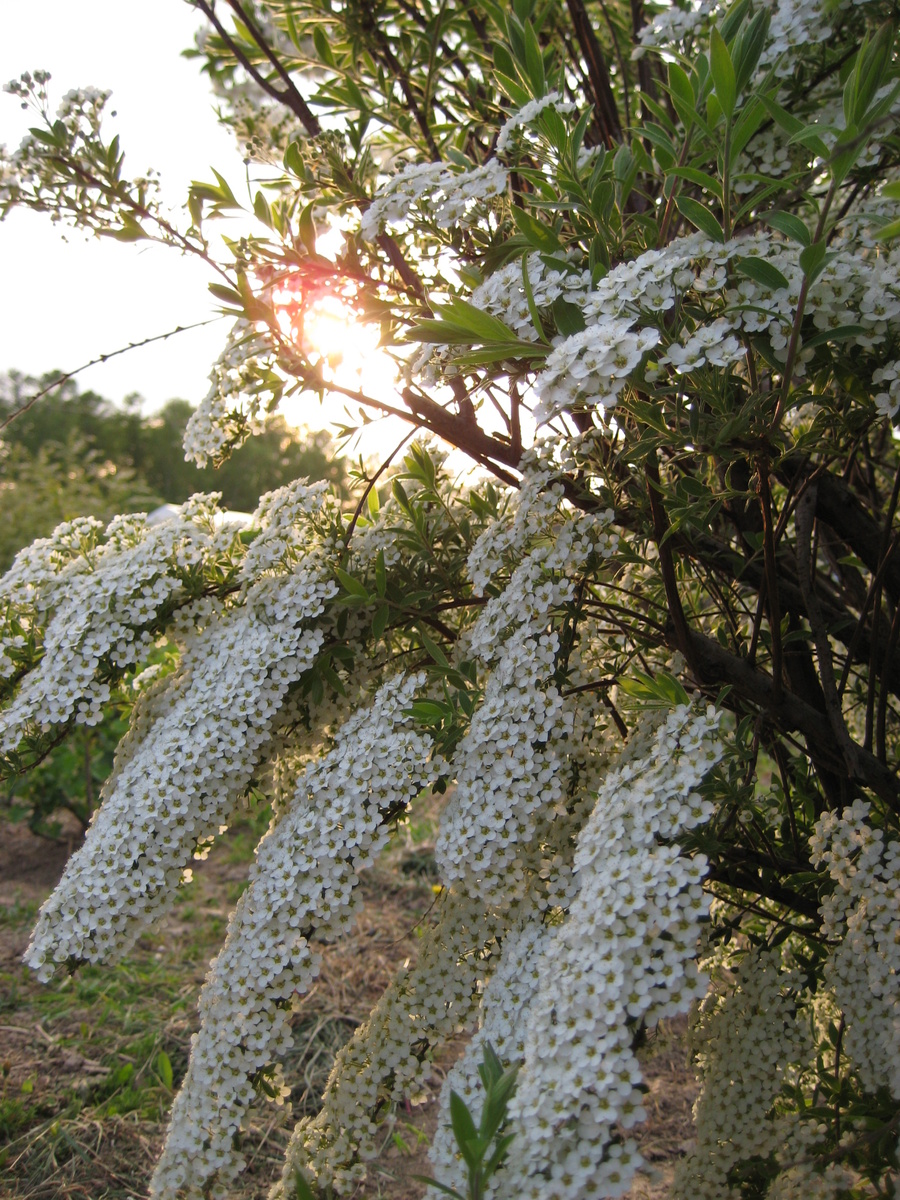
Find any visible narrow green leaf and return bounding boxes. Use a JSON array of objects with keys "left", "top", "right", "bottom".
[
  {"left": 449, "top": 1091, "right": 479, "bottom": 1168},
  {"left": 667, "top": 62, "right": 696, "bottom": 128},
  {"left": 735, "top": 256, "right": 790, "bottom": 291},
  {"left": 156, "top": 1050, "right": 173, "bottom": 1090},
  {"left": 710, "top": 27, "right": 737, "bottom": 120},
  {"left": 758, "top": 92, "right": 803, "bottom": 137},
  {"left": 511, "top": 206, "right": 559, "bottom": 251},
  {"left": 666, "top": 165, "right": 723, "bottom": 200},
  {"left": 719, "top": 0, "right": 751, "bottom": 43},
  {"left": 874, "top": 217, "right": 900, "bottom": 242},
  {"left": 375, "top": 548, "right": 386, "bottom": 596},
  {"left": 312, "top": 24, "right": 335, "bottom": 66},
  {"left": 520, "top": 254, "right": 549, "bottom": 343},
  {"left": 675, "top": 195, "right": 725, "bottom": 242},
  {"left": 298, "top": 200, "right": 317, "bottom": 255},
  {"left": 799, "top": 240, "right": 827, "bottom": 281},
  {"left": 334, "top": 567, "right": 369, "bottom": 599},
  {"left": 802, "top": 324, "right": 867, "bottom": 348},
  {"left": 372, "top": 604, "right": 390, "bottom": 639},
  {"left": 760, "top": 209, "right": 810, "bottom": 246},
  {"left": 419, "top": 628, "right": 449, "bottom": 667},
  {"left": 523, "top": 20, "right": 545, "bottom": 95}
]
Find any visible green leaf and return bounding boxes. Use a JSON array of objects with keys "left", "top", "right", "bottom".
[
  {"left": 211, "top": 169, "right": 239, "bottom": 208},
  {"left": 552, "top": 296, "right": 586, "bottom": 336},
  {"left": 334, "top": 567, "right": 369, "bottom": 599},
  {"left": 710, "top": 27, "right": 737, "bottom": 120},
  {"left": 312, "top": 24, "right": 335, "bottom": 66},
  {"left": 208, "top": 282, "right": 245, "bottom": 307},
  {"left": 732, "top": 8, "right": 771, "bottom": 93},
  {"left": 667, "top": 62, "right": 696, "bottom": 128},
  {"left": 802, "top": 324, "right": 867, "bottom": 349},
  {"left": 735, "top": 256, "right": 790, "bottom": 291},
  {"left": 675, "top": 195, "right": 724, "bottom": 242},
  {"left": 666, "top": 166, "right": 723, "bottom": 200},
  {"left": 520, "top": 253, "right": 549, "bottom": 343},
  {"left": 375, "top": 548, "right": 386, "bottom": 596},
  {"left": 799, "top": 240, "right": 827, "bottom": 282},
  {"left": 719, "top": 0, "right": 751, "bottom": 43},
  {"left": 293, "top": 1172, "right": 317, "bottom": 1200},
  {"left": 298, "top": 200, "right": 317, "bottom": 255},
  {"left": 511, "top": 206, "right": 559, "bottom": 251},
  {"left": 758, "top": 92, "right": 803, "bottom": 138},
  {"left": 372, "top": 604, "right": 390, "bottom": 639},
  {"left": 874, "top": 217, "right": 900, "bottom": 242},
  {"left": 523, "top": 20, "right": 545, "bottom": 95},
  {"left": 452, "top": 341, "right": 548, "bottom": 366},
  {"left": 253, "top": 190, "right": 273, "bottom": 227},
  {"left": 760, "top": 210, "right": 810, "bottom": 246},
  {"left": 392, "top": 478, "right": 412, "bottom": 513},
  {"left": 419, "top": 628, "right": 449, "bottom": 667},
  {"left": 449, "top": 1091, "right": 479, "bottom": 1168},
  {"left": 156, "top": 1050, "right": 173, "bottom": 1090},
  {"left": 405, "top": 700, "right": 448, "bottom": 724},
  {"left": 106, "top": 214, "right": 148, "bottom": 242}
]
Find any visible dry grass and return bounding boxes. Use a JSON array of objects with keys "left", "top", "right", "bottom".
[{"left": 0, "top": 810, "right": 698, "bottom": 1199}]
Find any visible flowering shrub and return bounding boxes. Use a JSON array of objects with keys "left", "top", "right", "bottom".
[{"left": 2, "top": 0, "right": 900, "bottom": 1196}]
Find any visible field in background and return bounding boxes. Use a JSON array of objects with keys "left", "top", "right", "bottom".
[{"left": 0, "top": 809, "right": 697, "bottom": 1199}]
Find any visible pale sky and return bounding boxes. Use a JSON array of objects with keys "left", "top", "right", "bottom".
[
  {"left": 0, "top": 2, "right": 252, "bottom": 412},
  {"left": 0, "top": 4, "right": 489, "bottom": 466}
]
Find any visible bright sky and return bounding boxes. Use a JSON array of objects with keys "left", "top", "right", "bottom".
[
  {"left": 0, "top": 2, "right": 413, "bottom": 460},
  {"left": 0, "top": 2, "right": 247, "bottom": 411}
]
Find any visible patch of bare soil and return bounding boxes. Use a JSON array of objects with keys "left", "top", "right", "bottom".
[{"left": 0, "top": 820, "right": 698, "bottom": 1199}]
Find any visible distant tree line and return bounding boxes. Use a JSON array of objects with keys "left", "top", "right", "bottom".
[{"left": 0, "top": 371, "right": 346, "bottom": 570}]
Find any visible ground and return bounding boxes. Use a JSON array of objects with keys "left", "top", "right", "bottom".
[{"left": 0, "top": 812, "right": 698, "bottom": 1199}]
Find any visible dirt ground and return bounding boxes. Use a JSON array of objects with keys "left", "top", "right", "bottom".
[{"left": 0, "top": 818, "right": 698, "bottom": 1199}]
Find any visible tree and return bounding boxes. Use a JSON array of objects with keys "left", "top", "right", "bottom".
[{"left": 2, "top": 2, "right": 900, "bottom": 1197}]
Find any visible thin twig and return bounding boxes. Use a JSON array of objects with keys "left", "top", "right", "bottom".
[{"left": 0, "top": 318, "right": 222, "bottom": 431}]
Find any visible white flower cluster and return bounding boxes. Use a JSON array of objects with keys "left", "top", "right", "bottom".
[
  {"left": 810, "top": 799, "right": 900, "bottom": 1100},
  {"left": 359, "top": 158, "right": 507, "bottom": 240},
  {"left": 534, "top": 319, "right": 660, "bottom": 422},
  {"left": 466, "top": 445, "right": 617, "bottom": 595},
  {"left": 674, "top": 947, "right": 854, "bottom": 1200},
  {"left": 433, "top": 704, "right": 723, "bottom": 1200},
  {"left": 437, "top": 466, "right": 619, "bottom": 904},
  {"left": 635, "top": 0, "right": 720, "bottom": 54},
  {"left": 150, "top": 673, "right": 439, "bottom": 1200},
  {"left": 469, "top": 252, "right": 593, "bottom": 346},
  {"left": 530, "top": 226, "right": 900, "bottom": 421},
  {"left": 20, "top": 482, "right": 345, "bottom": 980},
  {"left": 873, "top": 360, "right": 900, "bottom": 419},
  {"left": 429, "top": 915, "right": 555, "bottom": 1181},
  {"left": 636, "top": 0, "right": 838, "bottom": 71},
  {"left": 0, "top": 503, "right": 231, "bottom": 741},
  {"left": 274, "top": 888, "right": 506, "bottom": 1198},
  {"left": 182, "top": 319, "right": 281, "bottom": 467},
  {"left": 496, "top": 92, "right": 578, "bottom": 154},
  {"left": 436, "top": 618, "right": 574, "bottom": 904}
]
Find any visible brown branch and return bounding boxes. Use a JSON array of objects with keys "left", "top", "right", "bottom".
[
  {"left": 685, "top": 628, "right": 900, "bottom": 811},
  {"left": 645, "top": 457, "right": 697, "bottom": 674},
  {"left": 757, "top": 460, "right": 784, "bottom": 702},
  {"left": 0, "top": 318, "right": 223, "bottom": 431},
  {"left": 194, "top": 0, "right": 322, "bottom": 136},
  {"left": 795, "top": 483, "right": 860, "bottom": 779},
  {"left": 565, "top": 0, "right": 623, "bottom": 148}
]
